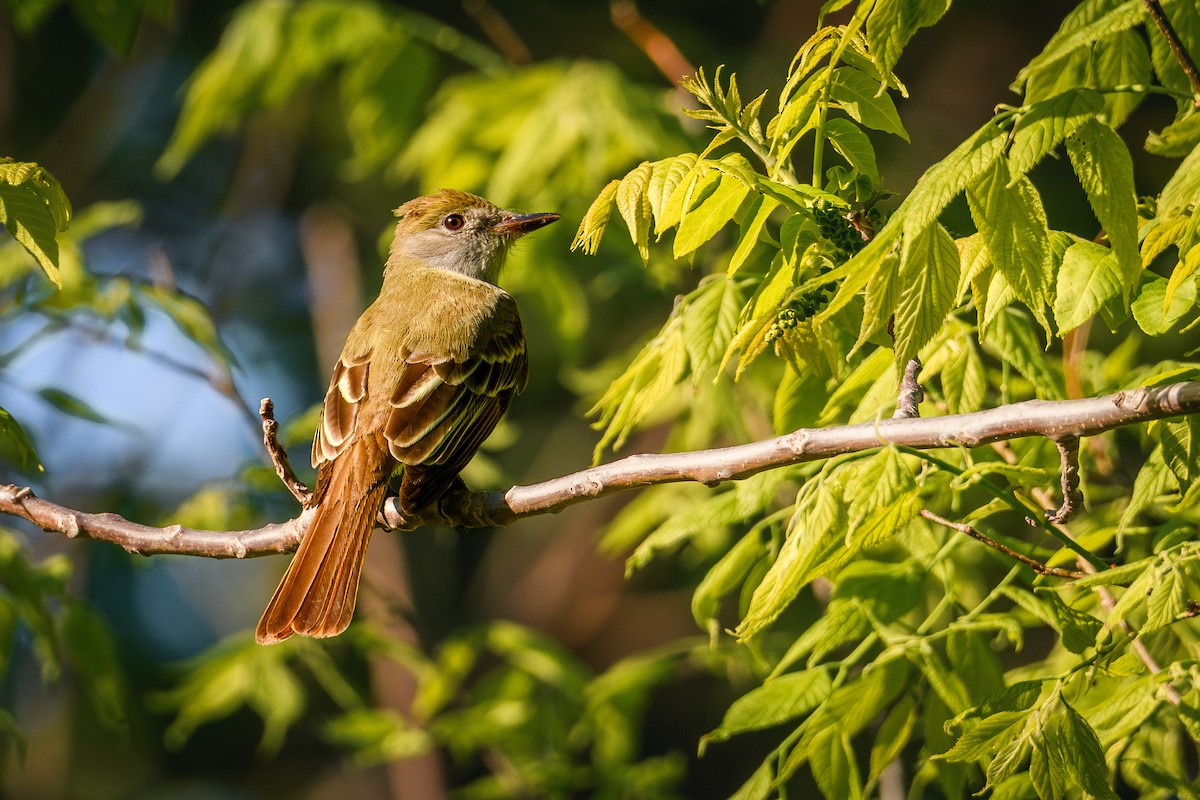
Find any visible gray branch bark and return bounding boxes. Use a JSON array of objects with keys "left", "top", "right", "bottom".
[{"left": 2, "top": 381, "right": 1198, "bottom": 559}]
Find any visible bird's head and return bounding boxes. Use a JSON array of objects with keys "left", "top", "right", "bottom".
[{"left": 386, "top": 189, "right": 560, "bottom": 284}]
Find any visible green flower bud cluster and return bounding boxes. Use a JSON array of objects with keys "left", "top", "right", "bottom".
[
  {"left": 764, "top": 289, "right": 830, "bottom": 343},
  {"left": 813, "top": 203, "right": 888, "bottom": 261}
]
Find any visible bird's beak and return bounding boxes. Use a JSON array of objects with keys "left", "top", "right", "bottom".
[{"left": 494, "top": 212, "right": 561, "bottom": 237}]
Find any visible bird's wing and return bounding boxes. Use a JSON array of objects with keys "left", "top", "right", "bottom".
[
  {"left": 312, "top": 350, "right": 372, "bottom": 480},
  {"left": 384, "top": 293, "right": 528, "bottom": 513}
]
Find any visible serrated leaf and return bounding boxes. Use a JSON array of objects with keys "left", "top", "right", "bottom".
[
  {"left": 1146, "top": 112, "right": 1200, "bottom": 157},
  {"left": 1164, "top": 244, "right": 1200, "bottom": 312},
  {"left": 572, "top": 179, "right": 619, "bottom": 254},
  {"left": 1038, "top": 591, "right": 1102, "bottom": 654},
  {"left": 967, "top": 160, "right": 1053, "bottom": 327},
  {"left": 1066, "top": 119, "right": 1140, "bottom": 299},
  {"left": 737, "top": 477, "right": 847, "bottom": 638},
  {"left": 982, "top": 308, "right": 1065, "bottom": 400},
  {"left": 616, "top": 162, "right": 653, "bottom": 261},
  {"left": 681, "top": 276, "right": 745, "bottom": 380},
  {"left": 1158, "top": 416, "right": 1200, "bottom": 488},
  {"left": 1158, "top": 140, "right": 1200, "bottom": 220},
  {"left": 729, "top": 195, "right": 780, "bottom": 275},
  {"left": 1013, "top": 1, "right": 1143, "bottom": 92},
  {"left": 828, "top": 67, "right": 909, "bottom": 141},
  {"left": 824, "top": 118, "right": 879, "bottom": 183},
  {"left": 1132, "top": 273, "right": 1196, "bottom": 335},
  {"left": 0, "top": 161, "right": 72, "bottom": 287},
  {"left": 1054, "top": 240, "right": 1124, "bottom": 333},
  {"left": 704, "top": 668, "right": 833, "bottom": 746},
  {"left": 1117, "top": 446, "right": 1177, "bottom": 535},
  {"left": 810, "top": 728, "right": 863, "bottom": 800},
  {"left": 1095, "top": 28, "right": 1151, "bottom": 127},
  {"left": 865, "top": 0, "right": 951, "bottom": 82},
  {"left": 674, "top": 171, "right": 751, "bottom": 257},
  {"left": 892, "top": 222, "right": 959, "bottom": 369},
  {"left": 1007, "top": 90, "right": 1105, "bottom": 179},
  {"left": 1059, "top": 700, "right": 1120, "bottom": 800}
]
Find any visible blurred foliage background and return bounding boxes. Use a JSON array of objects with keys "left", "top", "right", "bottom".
[{"left": 3, "top": 0, "right": 1190, "bottom": 798}]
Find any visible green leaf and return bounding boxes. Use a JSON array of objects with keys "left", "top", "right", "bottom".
[
  {"left": 1146, "top": 112, "right": 1200, "bottom": 157},
  {"left": 0, "top": 160, "right": 72, "bottom": 287},
  {"left": 1158, "top": 140, "right": 1200, "bottom": 219},
  {"left": 1007, "top": 90, "right": 1105, "bottom": 178},
  {"left": 37, "top": 388, "right": 111, "bottom": 425},
  {"left": 810, "top": 728, "right": 863, "bottom": 800},
  {"left": 869, "top": 694, "right": 917, "bottom": 780},
  {"left": 325, "top": 708, "right": 432, "bottom": 766},
  {"left": 151, "top": 639, "right": 306, "bottom": 756},
  {"left": 1054, "top": 240, "right": 1124, "bottom": 333},
  {"left": 572, "top": 179, "right": 620, "bottom": 254},
  {"left": 691, "top": 527, "right": 767, "bottom": 627},
  {"left": 824, "top": 118, "right": 879, "bottom": 183},
  {"left": 137, "top": 285, "right": 238, "bottom": 368},
  {"left": 967, "top": 160, "right": 1053, "bottom": 328},
  {"left": 728, "top": 762, "right": 773, "bottom": 800},
  {"left": 737, "top": 476, "right": 847, "bottom": 638},
  {"left": 981, "top": 308, "right": 1065, "bottom": 400},
  {"left": 892, "top": 222, "right": 959, "bottom": 369},
  {"left": 616, "top": 162, "right": 653, "bottom": 261},
  {"left": 1132, "top": 273, "right": 1196, "bottom": 335},
  {"left": 0, "top": 407, "right": 44, "bottom": 475},
  {"left": 703, "top": 668, "right": 833, "bottom": 746},
  {"left": 674, "top": 170, "right": 751, "bottom": 257},
  {"left": 1094, "top": 28, "right": 1151, "bottom": 127},
  {"left": 865, "top": 0, "right": 951, "bottom": 82},
  {"left": 1059, "top": 700, "right": 1120, "bottom": 800},
  {"left": 1013, "top": 1, "right": 1143, "bottom": 92},
  {"left": 590, "top": 316, "right": 689, "bottom": 459},
  {"left": 60, "top": 604, "right": 128, "bottom": 731},
  {"left": 1158, "top": 416, "right": 1200, "bottom": 488},
  {"left": 1037, "top": 590, "right": 1102, "bottom": 654},
  {"left": 828, "top": 67, "right": 909, "bottom": 141},
  {"left": 835, "top": 559, "right": 922, "bottom": 623},
  {"left": 1117, "top": 446, "right": 1177, "bottom": 535},
  {"left": 728, "top": 195, "right": 781, "bottom": 275},
  {"left": 1164, "top": 244, "right": 1200, "bottom": 312},
  {"left": 1065, "top": 119, "right": 1140, "bottom": 299},
  {"left": 682, "top": 276, "right": 746, "bottom": 381}
]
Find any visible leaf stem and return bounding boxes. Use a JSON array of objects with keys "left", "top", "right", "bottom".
[{"left": 896, "top": 446, "right": 1108, "bottom": 572}]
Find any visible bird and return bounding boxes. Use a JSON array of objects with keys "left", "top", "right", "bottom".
[{"left": 256, "top": 189, "right": 560, "bottom": 644}]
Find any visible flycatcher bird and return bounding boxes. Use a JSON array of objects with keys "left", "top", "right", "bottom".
[{"left": 256, "top": 189, "right": 559, "bottom": 644}]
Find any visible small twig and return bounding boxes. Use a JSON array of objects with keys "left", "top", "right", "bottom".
[
  {"left": 1142, "top": 0, "right": 1200, "bottom": 107},
  {"left": 893, "top": 357, "right": 924, "bottom": 419},
  {"left": 462, "top": 0, "right": 532, "bottom": 66},
  {"left": 1045, "top": 436, "right": 1084, "bottom": 524},
  {"left": 920, "top": 508, "right": 1087, "bottom": 579},
  {"left": 259, "top": 398, "right": 315, "bottom": 509},
  {"left": 610, "top": 0, "right": 695, "bottom": 87}
]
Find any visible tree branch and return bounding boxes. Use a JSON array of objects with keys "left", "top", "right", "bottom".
[
  {"left": 2, "top": 382, "right": 1198, "bottom": 558},
  {"left": 1142, "top": 0, "right": 1200, "bottom": 107}
]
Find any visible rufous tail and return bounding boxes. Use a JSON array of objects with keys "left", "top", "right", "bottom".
[{"left": 256, "top": 443, "right": 390, "bottom": 644}]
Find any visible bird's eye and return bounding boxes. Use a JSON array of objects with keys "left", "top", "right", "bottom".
[{"left": 443, "top": 214, "right": 465, "bottom": 231}]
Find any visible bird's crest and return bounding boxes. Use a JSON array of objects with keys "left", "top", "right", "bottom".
[{"left": 393, "top": 189, "right": 495, "bottom": 227}]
